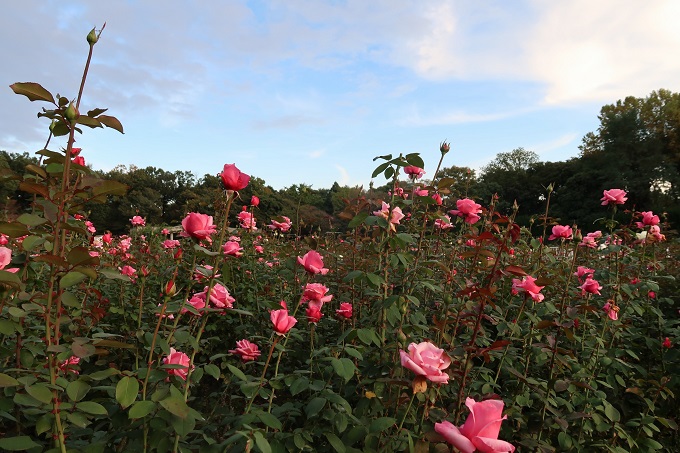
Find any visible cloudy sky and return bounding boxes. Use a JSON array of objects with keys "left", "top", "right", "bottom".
[{"left": 2, "top": 0, "right": 679, "bottom": 189}]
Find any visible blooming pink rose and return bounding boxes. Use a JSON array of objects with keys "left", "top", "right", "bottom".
[
  {"left": 414, "top": 187, "right": 429, "bottom": 197},
  {"left": 163, "top": 348, "right": 191, "bottom": 380},
  {"left": 230, "top": 339, "right": 261, "bottom": 361},
  {"left": 120, "top": 265, "right": 137, "bottom": 277},
  {"left": 130, "top": 215, "right": 146, "bottom": 227},
  {"left": 336, "top": 302, "right": 353, "bottom": 319},
  {"left": 579, "top": 231, "right": 602, "bottom": 248},
  {"left": 297, "top": 250, "right": 329, "bottom": 275},
  {"left": 237, "top": 211, "right": 257, "bottom": 230},
  {"left": 102, "top": 232, "right": 113, "bottom": 244},
  {"left": 432, "top": 193, "right": 443, "bottom": 205},
  {"left": 180, "top": 213, "right": 217, "bottom": 243},
  {"left": 220, "top": 163, "right": 250, "bottom": 191},
  {"left": 574, "top": 266, "right": 595, "bottom": 281},
  {"left": 303, "top": 283, "right": 333, "bottom": 309},
  {"left": 548, "top": 225, "right": 573, "bottom": 241},
  {"left": 0, "top": 234, "right": 8, "bottom": 245},
  {"left": 648, "top": 291, "right": 656, "bottom": 299},
  {"left": 636, "top": 211, "right": 660, "bottom": 229},
  {"left": 450, "top": 198, "right": 482, "bottom": 224},
  {"left": 181, "top": 293, "right": 207, "bottom": 315},
  {"left": 600, "top": 189, "right": 627, "bottom": 206},
  {"left": 434, "top": 216, "right": 454, "bottom": 230},
  {"left": 435, "top": 397, "right": 515, "bottom": 453},
  {"left": 71, "top": 147, "right": 82, "bottom": 156},
  {"left": 271, "top": 308, "right": 297, "bottom": 335},
  {"left": 269, "top": 216, "right": 292, "bottom": 232},
  {"left": 72, "top": 155, "right": 86, "bottom": 166},
  {"left": 373, "top": 202, "right": 405, "bottom": 231},
  {"left": 85, "top": 220, "right": 96, "bottom": 234},
  {"left": 161, "top": 228, "right": 169, "bottom": 235},
  {"left": 580, "top": 277, "right": 602, "bottom": 296},
  {"left": 0, "top": 247, "right": 11, "bottom": 270},
  {"left": 649, "top": 225, "right": 666, "bottom": 242},
  {"left": 254, "top": 245, "right": 264, "bottom": 253},
  {"left": 162, "top": 239, "right": 181, "bottom": 249},
  {"left": 250, "top": 196, "right": 260, "bottom": 207},
  {"left": 200, "top": 283, "right": 235, "bottom": 309},
  {"left": 404, "top": 165, "right": 425, "bottom": 179},
  {"left": 222, "top": 241, "right": 243, "bottom": 257},
  {"left": 399, "top": 341, "right": 451, "bottom": 384},
  {"left": 306, "top": 306, "right": 323, "bottom": 323},
  {"left": 512, "top": 275, "right": 544, "bottom": 302}
]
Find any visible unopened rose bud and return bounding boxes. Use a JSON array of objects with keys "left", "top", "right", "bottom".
[
  {"left": 65, "top": 102, "right": 80, "bottom": 123},
  {"left": 174, "top": 248, "right": 183, "bottom": 260},
  {"left": 440, "top": 141, "right": 450, "bottom": 154},
  {"left": 165, "top": 281, "right": 177, "bottom": 296},
  {"left": 87, "top": 28, "right": 98, "bottom": 45}
]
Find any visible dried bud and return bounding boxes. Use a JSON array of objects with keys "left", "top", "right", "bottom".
[
  {"left": 87, "top": 27, "right": 98, "bottom": 45},
  {"left": 440, "top": 141, "right": 450, "bottom": 154},
  {"left": 65, "top": 102, "right": 80, "bottom": 123}
]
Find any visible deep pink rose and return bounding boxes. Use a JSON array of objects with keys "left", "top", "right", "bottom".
[
  {"left": 306, "top": 306, "right": 323, "bottom": 323},
  {"left": 636, "top": 211, "right": 660, "bottom": 229},
  {"left": 574, "top": 266, "right": 594, "bottom": 281},
  {"left": 373, "top": 202, "right": 405, "bottom": 231},
  {"left": 72, "top": 155, "right": 85, "bottom": 166},
  {"left": 250, "top": 196, "right": 260, "bottom": 207},
  {"left": 579, "top": 231, "right": 602, "bottom": 248},
  {"left": 512, "top": 275, "right": 544, "bottom": 302},
  {"left": 303, "top": 283, "right": 333, "bottom": 309},
  {"left": 269, "top": 216, "right": 292, "bottom": 232},
  {"left": 336, "top": 302, "right": 353, "bottom": 319},
  {"left": 399, "top": 341, "right": 451, "bottom": 384},
  {"left": 222, "top": 241, "right": 243, "bottom": 257},
  {"left": 237, "top": 211, "right": 257, "bottom": 229},
  {"left": 600, "top": 189, "right": 627, "bottom": 205},
  {"left": 130, "top": 215, "right": 146, "bottom": 227},
  {"left": 163, "top": 348, "right": 192, "bottom": 380},
  {"left": 404, "top": 165, "right": 425, "bottom": 179},
  {"left": 435, "top": 398, "right": 515, "bottom": 453},
  {"left": 450, "top": 198, "right": 482, "bottom": 224},
  {"left": 548, "top": 225, "right": 573, "bottom": 241},
  {"left": 432, "top": 193, "right": 443, "bottom": 205},
  {"left": 297, "top": 250, "right": 329, "bottom": 275},
  {"left": 58, "top": 356, "right": 80, "bottom": 375},
  {"left": 663, "top": 337, "right": 672, "bottom": 349},
  {"left": 180, "top": 212, "right": 217, "bottom": 242},
  {"left": 0, "top": 247, "right": 11, "bottom": 270},
  {"left": 199, "top": 283, "right": 234, "bottom": 309},
  {"left": 181, "top": 293, "right": 207, "bottom": 315},
  {"left": 220, "top": 163, "right": 250, "bottom": 191},
  {"left": 271, "top": 308, "right": 297, "bottom": 335},
  {"left": 580, "top": 277, "right": 602, "bottom": 296},
  {"left": 230, "top": 339, "right": 261, "bottom": 361},
  {"left": 162, "top": 239, "right": 181, "bottom": 249}
]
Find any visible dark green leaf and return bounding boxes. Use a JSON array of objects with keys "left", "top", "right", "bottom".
[
  {"left": 10, "top": 82, "right": 55, "bottom": 103},
  {"left": 0, "top": 435, "right": 42, "bottom": 451},
  {"left": 128, "top": 400, "right": 156, "bottom": 419},
  {"left": 115, "top": 376, "right": 139, "bottom": 409}
]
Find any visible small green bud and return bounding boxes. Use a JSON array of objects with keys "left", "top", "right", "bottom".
[
  {"left": 87, "top": 27, "right": 98, "bottom": 45},
  {"left": 440, "top": 141, "right": 450, "bottom": 154},
  {"left": 65, "top": 102, "right": 80, "bottom": 123}
]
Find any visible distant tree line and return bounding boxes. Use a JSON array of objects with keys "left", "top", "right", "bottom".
[{"left": 2, "top": 89, "right": 678, "bottom": 235}]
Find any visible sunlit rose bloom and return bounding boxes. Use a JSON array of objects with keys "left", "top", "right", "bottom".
[
  {"left": 399, "top": 341, "right": 451, "bottom": 383},
  {"left": 102, "top": 232, "right": 113, "bottom": 244},
  {"left": 580, "top": 277, "right": 602, "bottom": 296},
  {"left": 162, "top": 239, "right": 181, "bottom": 249},
  {"left": 163, "top": 348, "right": 192, "bottom": 380},
  {"left": 435, "top": 398, "right": 515, "bottom": 453},
  {"left": 548, "top": 225, "right": 573, "bottom": 241},
  {"left": 220, "top": 163, "right": 250, "bottom": 191},
  {"left": 600, "top": 188, "right": 627, "bottom": 206},
  {"left": 0, "top": 247, "right": 12, "bottom": 270},
  {"left": 297, "top": 250, "right": 329, "bottom": 275},
  {"left": 512, "top": 275, "right": 544, "bottom": 302},
  {"left": 434, "top": 215, "right": 454, "bottom": 230},
  {"left": 373, "top": 202, "right": 405, "bottom": 231},
  {"left": 222, "top": 241, "right": 243, "bottom": 257},
  {"left": 250, "top": 196, "right": 260, "bottom": 207},
  {"left": 119, "top": 237, "right": 132, "bottom": 252},
  {"left": 269, "top": 216, "right": 293, "bottom": 232},
  {"left": 130, "top": 215, "right": 146, "bottom": 226},
  {"left": 450, "top": 198, "right": 482, "bottom": 224},
  {"left": 181, "top": 213, "right": 217, "bottom": 242},
  {"left": 72, "top": 155, "right": 85, "bottom": 166},
  {"left": 404, "top": 165, "right": 426, "bottom": 179},
  {"left": 432, "top": 193, "right": 443, "bottom": 205},
  {"left": 237, "top": 211, "right": 257, "bottom": 230},
  {"left": 336, "top": 302, "right": 353, "bottom": 319},
  {"left": 120, "top": 265, "right": 137, "bottom": 277},
  {"left": 230, "top": 339, "right": 261, "bottom": 361},
  {"left": 636, "top": 211, "right": 660, "bottom": 229}
]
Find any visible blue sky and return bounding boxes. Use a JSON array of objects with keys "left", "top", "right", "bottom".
[{"left": 2, "top": 0, "right": 679, "bottom": 189}]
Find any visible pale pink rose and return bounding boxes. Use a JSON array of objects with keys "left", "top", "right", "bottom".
[
  {"left": 579, "top": 231, "right": 602, "bottom": 248},
  {"left": 163, "top": 348, "right": 192, "bottom": 380},
  {"left": 636, "top": 211, "right": 660, "bottom": 229},
  {"left": 271, "top": 309, "right": 297, "bottom": 335},
  {"left": 222, "top": 241, "right": 243, "bottom": 257},
  {"left": 450, "top": 198, "right": 482, "bottom": 224},
  {"left": 237, "top": 211, "right": 257, "bottom": 230},
  {"left": 404, "top": 165, "right": 425, "bottom": 179},
  {"left": 336, "top": 302, "right": 353, "bottom": 320},
  {"left": 269, "top": 216, "right": 292, "bottom": 232},
  {"left": 220, "top": 163, "right": 250, "bottom": 191},
  {"left": 230, "top": 339, "right": 261, "bottom": 361},
  {"left": 199, "top": 283, "right": 234, "bottom": 309},
  {"left": 85, "top": 220, "right": 96, "bottom": 234},
  {"left": 162, "top": 239, "right": 181, "bottom": 249},
  {"left": 161, "top": 228, "right": 170, "bottom": 235},
  {"left": 0, "top": 247, "right": 11, "bottom": 269},
  {"left": 600, "top": 189, "right": 627, "bottom": 206},
  {"left": 130, "top": 216, "right": 146, "bottom": 227},
  {"left": 649, "top": 225, "right": 666, "bottom": 241},
  {"left": 580, "top": 277, "right": 602, "bottom": 296},
  {"left": 435, "top": 398, "right": 515, "bottom": 453},
  {"left": 399, "top": 341, "right": 451, "bottom": 384},
  {"left": 512, "top": 275, "right": 544, "bottom": 302},
  {"left": 180, "top": 213, "right": 217, "bottom": 243},
  {"left": 434, "top": 215, "right": 453, "bottom": 230},
  {"left": 297, "top": 250, "right": 329, "bottom": 275},
  {"left": 548, "top": 225, "right": 573, "bottom": 241},
  {"left": 254, "top": 245, "right": 264, "bottom": 253}
]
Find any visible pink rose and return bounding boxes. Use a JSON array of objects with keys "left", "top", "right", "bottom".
[
  {"left": 306, "top": 306, "right": 323, "bottom": 323},
  {"left": 663, "top": 337, "right": 672, "bottom": 349},
  {"left": 230, "top": 339, "right": 261, "bottom": 361},
  {"left": 435, "top": 397, "right": 515, "bottom": 453},
  {"left": 303, "top": 283, "right": 333, "bottom": 309},
  {"left": 399, "top": 341, "right": 451, "bottom": 384},
  {"left": 603, "top": 301, "right": 619, "bottom": 321},
  {"left": 271, "top": 308, "right": 297, "bottom": 335},
  {"left": 180, "top": 212, "right": 217, "bottom": 243},
  {"left": 580, "top": 277, "right": 602, "bottom": 296},
  {"left": 220, "top": 163, "right": 250, "bottom": 191},
  {"left": 0, "top": 247, "right": 11, "bottom": 270},
  {"left": 414, "top": 187, "right": 429, "bottom": 197},
  {"left": 450, "top": 198, "right": 482, "bottom": 224},
  {"left": 336, "top": 302, "right": 353, "bottom": 320},
  {"left": 600, "top": 189, "right": 627, "bottom": 206},
  {"left": 250, "top": 196, "right": 260, "bottom": 207},
  {"left": 373, "top": 202, "right": 405, "bottom": 231},
  {"left": 181, "top": 294, "right": 207, "bottom": 315},
  {"left": 130, "top": 215, "right": 146, "bottom": 227},
  {"left": 269, "top": 216, "right": 292, "bottom": 232},
  {"left": 434, "top": 216, "right": 454, "bottom": 230},
  {"left": 163, "top": 348, "right": 192, "bottom": 380},
  {"left": 574, "top": 266, "right": 595, "bottom": 281},
  {"left": 636, "top": 211, "right": 659, "bottom": 229},
  {"left": 579, "top": 231, "right": 602, "bottom": 248},
  {"left": 431, "top": 193, "right": 443, "bottom": 205},
  {"left": 58, "top": 356, "right": 80, "bottom": 375},
  {"left": 222, "top": 241, "right": 243, "bottom": 257},
  {"left": 162, "top": 239, "right": 181, "bottom": 249},
  {"left": 548, "top": 225, "right": 573, "bottom": 241},
  {"left": 297, "top": 250, "right": 329, "bottom": 275},
  {"left": 404, "top": 165, "right": 425, "bottom": 179},
  {"left": 237, "top": 211, "right": 257, "bottom": 230},
  {"left": 199, "top": 283, "right": 235, "bottom": 309},
  {"left": 512, "top": 275, "right": 544, "bottom": 302},
  {"left": 72, "top": 155, "right": 86, "bottom": 166},
  {"left": 120, "top": 265, "right": 137, "bottom": 277}
]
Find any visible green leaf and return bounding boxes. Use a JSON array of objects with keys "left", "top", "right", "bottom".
[
  {"left": 365, "top": 273, "right": 383, "bottom": 288},
  {"left": 0, "top": 435, "right": 42, "bottom": 451},
  {"left": 16, "top": 213, "right": 48, "bottom": 227},
  {"left": 25, "top": 383, "right": 53, "bottom": 404},
  {"left": 227, "top": 364, "right": 248, "bottom": 382},
  {"left": 160, "top": 393, "right": 190, "bottom": 419},
  {"left": 372, "top": 162, "right": 391, "bottom": 178},
  {"left": 0, "top": 271, "right": 23, "bottom": 289},
  {"left": 66, "top": 380, "right": 91, "bottom": 402},
  {"left": 253, "top": 431, "right": 272, "bottom": 453},
  {"left": 128, "top": 400, "right": 156, "bottom": 419},
  {"left": 0, "top": 373, "right": 20, "bottom": 388},
  {"left": 369, "top": 417, "right": 396, "bottom": 433},
  {"left": 256, "top": 411, "right": 282, "bottom": 430},
  {"left": 99, "top": 268, "right": 130, "bottom": 281},
  {"left": 344, "top": 346, "right": 363, "bottom": 360},
  {"left": 347, "top": 211, "right": 369, "bottom": 229},
  {"left": 289, "top": 376, "right": 309, "bottom": 396},
  {"left": 10, "top": 82, "right": 55, "bottom": 103},
  {"left": 20, "top": 235, "right": 45, "bottom": 251},
  {"left": 405, "top": 153, "right": 425, "bottom": 168},
  {"left": 89, "top": 368, "right": 120, "bottom": 380},
  {"left": 116, "top": 376, "right": 139, "bottom": 409},
  {"left": 204, "top": 364, "right": 221, "bottom": 380},
  {"left": 92, "top": 179, "right": 129, "bottom": 197},
  {"left": 0, "top": 221, "right": 30, "bottom": 238},
  {"left": 77, "top": 115, "right": 102, "bottom": 128},
  {"left": 67, "top": 411, "right": 90, "bottom": 428},
  {"left": 305, "top": 397, "right": 326, "bottom": 418},
  {"left": 330, "top": 358, "right": 356, "bottom": 383},
  {"left": 603, "top": 401, "right": 620, "bottom": 422},
  {"left": 77, "top": 401, "right": 108, "bottom": 415},
  {"left": 60, "top": 271, "right": 88, "bottom": 289},
  {"left": 97, "top": 114, "right": 125, "bottom": 133},
  {"left": 67, "top": 246, "right": 99, "bottom": 266},
  {"left": 325, "top": 432, "right": 346, "bottom": 453}
]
